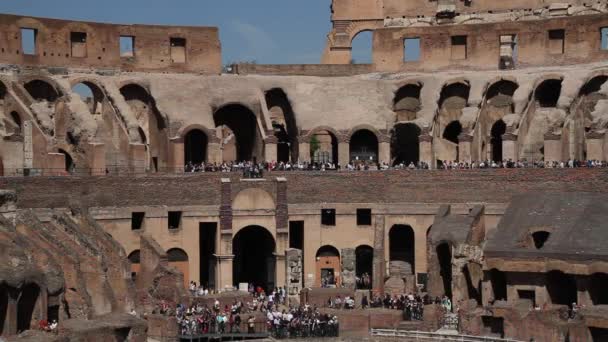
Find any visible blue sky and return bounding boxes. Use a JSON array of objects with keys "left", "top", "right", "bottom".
[{"left": 0, "top": 0, "right": 374, "bottom": 64}]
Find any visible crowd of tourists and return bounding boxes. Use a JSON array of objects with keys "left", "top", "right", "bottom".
[{"left": 183, "top": 158, "right": 607, "bottom": 176}]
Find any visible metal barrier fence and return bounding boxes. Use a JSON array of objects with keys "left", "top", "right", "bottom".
[{"left": 370, "top": 329, "right": 523, "bottom": 342}]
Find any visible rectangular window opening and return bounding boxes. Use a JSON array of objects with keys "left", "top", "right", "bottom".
[
  {"left": 548, "top": 29, "right": 565, "bottom": 54},
  {"left": 451, "top": 35, "right": 467, "bottom": 60},
  {"left": 168, "top": 211, "right": 182, "bottom": 230},
  {"left": 601, "top": 27, "right": 608, "bottom": 50},
  {"left": 403, "top": 37, "right": 421, "bottom": 62},
  {"left": 321, "top": 209, "right": 336, "bottom": 226},
  {"left": 21, "top": 28, "right": 37, "bottom": 55},
  {"left": 499, "top": 34, "right": 517, "bottom": 70},
  {"left": 356, "top": 209, "right": 372, "bottom": 226},
  {"left": 170, "top": 37, "right": 187, "bottom": 63},
  {"left": 70, "top": 32, "right": 87, "bottom": 58},
  {"left": 517, "top": 289, "right": 536, "bottom": 307},
  {"left": 289, "top": 221, "right": 304, "bottom": 249},
  {"left": 120, "top": 35, "right": 135, "bottom": 57},
  {"left": 131, "top": 212, "right": 145, "bottom": 230}
]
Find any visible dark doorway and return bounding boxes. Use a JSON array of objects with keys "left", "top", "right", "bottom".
[
  {"left": 58, "top": 149, "right": 74, "bottom": 173},
  {"left": 443, "top": 121, "right": 462, "bottom": 144},
  {"left": 535, "top": 79, "right": 562, "bottom": 108},
  {"left": 491, "top": 120, "right": 506, "bottom": 162},
  {"left": 546, "top": 271, "right": 577, "bottom": 306},
  {"left": 589, "top": 273, "right": 608, "bottom": 305},
  {"left": 437, "top": 243, "right": 453, "bottom": 299},
  {"left": 47, "top": 305, "right": 59, "bottom": 323},
  {"left": 0, "top": 284, "right": 7, "bottom": 335},
  {"left": 392, "top": 123, "right": 421, "bottom": 166},
  {"left": 24, "top": 80, "right": 59, "bottom": 102},
  {"left": 389, "top": 225, "right": 415, "bottom": 274},
  {"left": 350, "top": 129, "right": 378, "bottom": 163},
  {"left": 185, "top": 129, "right": 208, "bottom": 165},
  {"left": 266, "top": 88, "right": 299, "bottom": 162},
  {"left": 233, "top": 226, "right": 276, "bottom": 292},
  {"left": 481, "top": 316, "right": 504, "bottom": 338},
  {"left": 489, "top": 269, "right": 507, "bottom": 301},
  {"left": 310, "top": 130, "right": 339, "bottom": 165},
  {"left": 590, "top": 327, "right": 608, "bottom": 342},
  {"left": 199, "top": 223, "right": 217, "bottom": 290},
  {"left": 17, "top": 283, "right": 40, "bottom": 332},
  {"left": 289, "top": 221, "right": 304, "bottom": 250},
  {"left": 214, "top": 104, "right": 258, "bottom": 162},
  {"left": 355, "top": 245, "right": 373, "bottom": 289}
]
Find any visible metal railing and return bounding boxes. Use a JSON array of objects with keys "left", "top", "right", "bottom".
[{"left": 370, "top": 329, "right": 523, "bottom": 342}]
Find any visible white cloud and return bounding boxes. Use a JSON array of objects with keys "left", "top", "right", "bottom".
[{"left": 231, "top": 20, "right": 278, "bottom": 61}]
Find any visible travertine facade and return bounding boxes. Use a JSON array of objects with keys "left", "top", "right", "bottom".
[{"left": 1, "top": 2, "right": 608, "bottom": 341}]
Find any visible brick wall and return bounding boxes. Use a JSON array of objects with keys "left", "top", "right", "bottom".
[{"left": 233, "top": 63, "right": 373, "bottom": 76}]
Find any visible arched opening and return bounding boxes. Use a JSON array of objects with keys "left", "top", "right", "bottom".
[
  {"left": 490, "top": 120, "right": 506, "bottom": 162},
  {"left": 58, "top": 149, "right": 74, "bottom": 173},
  {"left": 17, "top": 283, "right": 40, "bottom": 333},
  {"left": 127, "top": 250, "right": 141, "bottom": 280},
  {"left": 535, "top": 79, "right": 562, "bottom": 108},
  {"left": 392, "top": 123, "right": 420, "bottom": 166},
  {"left": 439, "top": 83, "right": 470, "bottom": 110},
  {"left": 214, "top": 104, "right": 259, "bottom": 162},
  {"left": 486, "top": 80, "right": 518, "bottom": 112},
  {"left": 394, "top": 84, "right": 422, "bottom": 122},
  {"left": 0, "top": 284, "right": 7, "bottom": 336},
  {"left": 546, "top": 271, "right": 577, "bottom": 306},
  {"left": 316, "top": 245, "right": 341, "bottom": 287},
  {"left": 72, "top": 82, "right": 104, "bottom": 115},
  {"left": 443, "top": 120, "right": 462, "bottom": 144},
  {"left": 310, "top": 130, "right": 338, "bottom": 165},
  {"left": 9, "top": 111, "right": 23, "bottom": 134},
  {"left": 489, "top": 269, "right": 507, "bottom": 301},
  {"left": 589, "top": 273, "right": 608, "bottom": 305},
  {"left": 184, "top": 129, "right": 208, "bottom": 165},
  {"left": 355, "top": 245, "right": 373, "bottom": 289},
  {"left": 349, "top": 129, "right": 378, "bottom": 164},
  {"left": 437, "top": 242, "right": 453, "bottom": 299},
  {"left": 389, "top": 225, "right": 415, "bottom": 274},
  {"left": 351, "top": 30, "right": 372, "bottom": 64},
  {"left": 266, "top": 88, "right": 299, "bottom": 162},
  {"left": 531, "top": 231, "right": 550, "bottom": 249},
  {"left": 167, "top": 248, "right": 189, "bottom": 289},
  {"left": 0, "top": 81, "right": 6, "bottom": 100},
  {"left": 24, "top": 80, "right": 60, "bottom": 102},
  {"left": 233, "top": 226, "right": 276, "bottom": 292}
]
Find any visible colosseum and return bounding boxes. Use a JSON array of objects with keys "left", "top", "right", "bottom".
[{"left": 1, "top": 1, "right": 608, "bottom": 341}]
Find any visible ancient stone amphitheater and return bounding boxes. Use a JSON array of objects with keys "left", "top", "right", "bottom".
[{"left": 1, "top": 1, "right": 608, "bottom": 341}]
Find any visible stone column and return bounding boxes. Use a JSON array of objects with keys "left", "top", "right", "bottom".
[
  {"left": 168, "top": 138, "right": 184, "bottom": 173},
  {"left": 217, "top": 178, "right": 234, "bottom": 291},
  {"left": 285, "top": 249, "right": 303, "bottom": 296},
  {"left": 338, "top": 141, "right": 350, "bottom": 167},
  {"left": 586, "top": 132, "right": 605, "bottom": 161},
  {"left": 458, "top": 133, "right": 473, "bottom": 163},
  {"left": 419, "top": 134, "right": 433, "bottom": 169},
  {"left": 543, "top": 133, "right": 562, "bottom": 163},
  {"left": 215, "top": 254, "right": 234, "bottom": 292},
  {"left": 129, "top": 143, "right": 147, "bottom": 173},
  {"left": 341, "top": 248, "right": 356, "bottom": 290},
  {"left": 298, "top": 142, "right": 311, "bottom": 163},
  {"left": 275, "top": 177, "right": 289, "bottom": 289},
  {"left": 265, "top": 136, "right": 278, "bottom": 163},
  {"left": 87, "top": 142, "right": 106, "bottom": 176},
  {"left": 372, "top": 215, "right": 386, "bottom": 294},
  {"left": 378, "top": 142, "right": 391, "bottom": 165},
  {"left": 502, "top": 133, "right": 518, "bottom": 161}
]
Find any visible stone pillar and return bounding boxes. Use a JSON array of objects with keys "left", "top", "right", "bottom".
[
  {"left": 341, "top": 248, "right": 356, "bottom": 290},
  {"left": 378, "top": 142, "right": 390, "bottom": 165},
  {"left": 87, "top": 143, "right": 106, "bottom": 176},
  {"left": 220, "top": 178, "right": 232, "bottom": 232},
  {"left": 3, "top": 290, "right": 18, "bottom": 335},
  {"left": 372, "top": 215, "right": 386, "bottom": 294},
  {"left": 419, "top": 134, "right": 433, "bottom": 169},
  {"left": 129, "top": 143, "right": 147, "bottom": 173},
  {"left": 586, "top": 132, "right": 605, "bottom": 161},
  {"left": 338, "top": 141, "right": 350, "bottom": 167},
  {"left": 543, "top": 133, "right": 562, "bottom": 163},
  {"left": 275, "top": 177, "right": 288, "bottom": 288},
  {"left": 458, "top": 133, "right": 473, "bottom": 163},
  {"left": 208, "top": 142, "right": 222, "bottom": 165},
  {"left": 215, "top": 254, "right": 234, "bottom": 292},
  {"left": 298, "top": 142, "right": 310, "bottom": 163},
  {"left": 217, "top": 178, "right": 234, "bottom": 291},
  {"left": 502, "top": 133, "right": 518, "bottom": 161},
  {"left": 285, "top": 249, "right": 303, "bottom": 301},
  {"left": 168, "top": 138, "right": 184, "bottom": 173}
]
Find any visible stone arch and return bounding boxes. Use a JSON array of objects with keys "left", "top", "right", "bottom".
[
  {"left": 490, "top": 119, "right": 507, "bottom": 162},
  {"left": 392, "top": 122, "right": 421, "bottom": 166},
  {"left": 184, "top": 129, "right": 208, "bottom": 165},
  {"left": 233, "top": 188, "right": 275, "bottom": 211},
  {"left": 23, "top": 79, "right": 61, "bottom": 102},
  {"left": 355, "top": 245, "right": 373, "bottom": 289},
  {"left": 17, "top": 283, "right": 40, "bottom": 333},
  {"left": 308, "top": 126, "right": 340, "bottom": 165},
  {"left": 120, "top": 83, "right": 168, "bottom": 171},
  {"left": 8, "top": 111, "right": 23, "bottom": 135},
  {"left": 389, "top": 225, "right": 416, "bottom": 275},
  {"left": 534, "top": 79, "right": 563, "bottom": 108},
  {"left": 436, "top": 82, "right": 470, "bottom": 163},
  {"left": 127, "top": 250, "right": 140, "bottom": 280},
  {"left": 351, "top": 30, "right": 373, "bottom": 64},
  {"left": 436, "top": 241, "right": 453, "bottom": 299},
  {"left": 233, "top": 225, "right": 276, "bottom": 292},
  {"left": 546, "top": 270, "right": 577, "bottom": 306},
  {"left": 213, "top": 103, "right": 261, "bottom": 162},
  {"left": 443, "top": 120, "right": 463, "bottom": 144},
  {"left": 167, "top": 248, "right": 189, "bottom": 288},
  {"left": 265, "top": 88, "right": 299, "bottom": 162},
  {"left": 316, "top": 245, "right": 341, "bottom": 287},
  {"left": 71, "top": 80, "right": 105, "bottom": 115},
  {"left": 394, "top": 82, "right": 423, "bottom": 122},
  {"left": 349, "top": 128, "right": 379, "bottom": 163}
]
